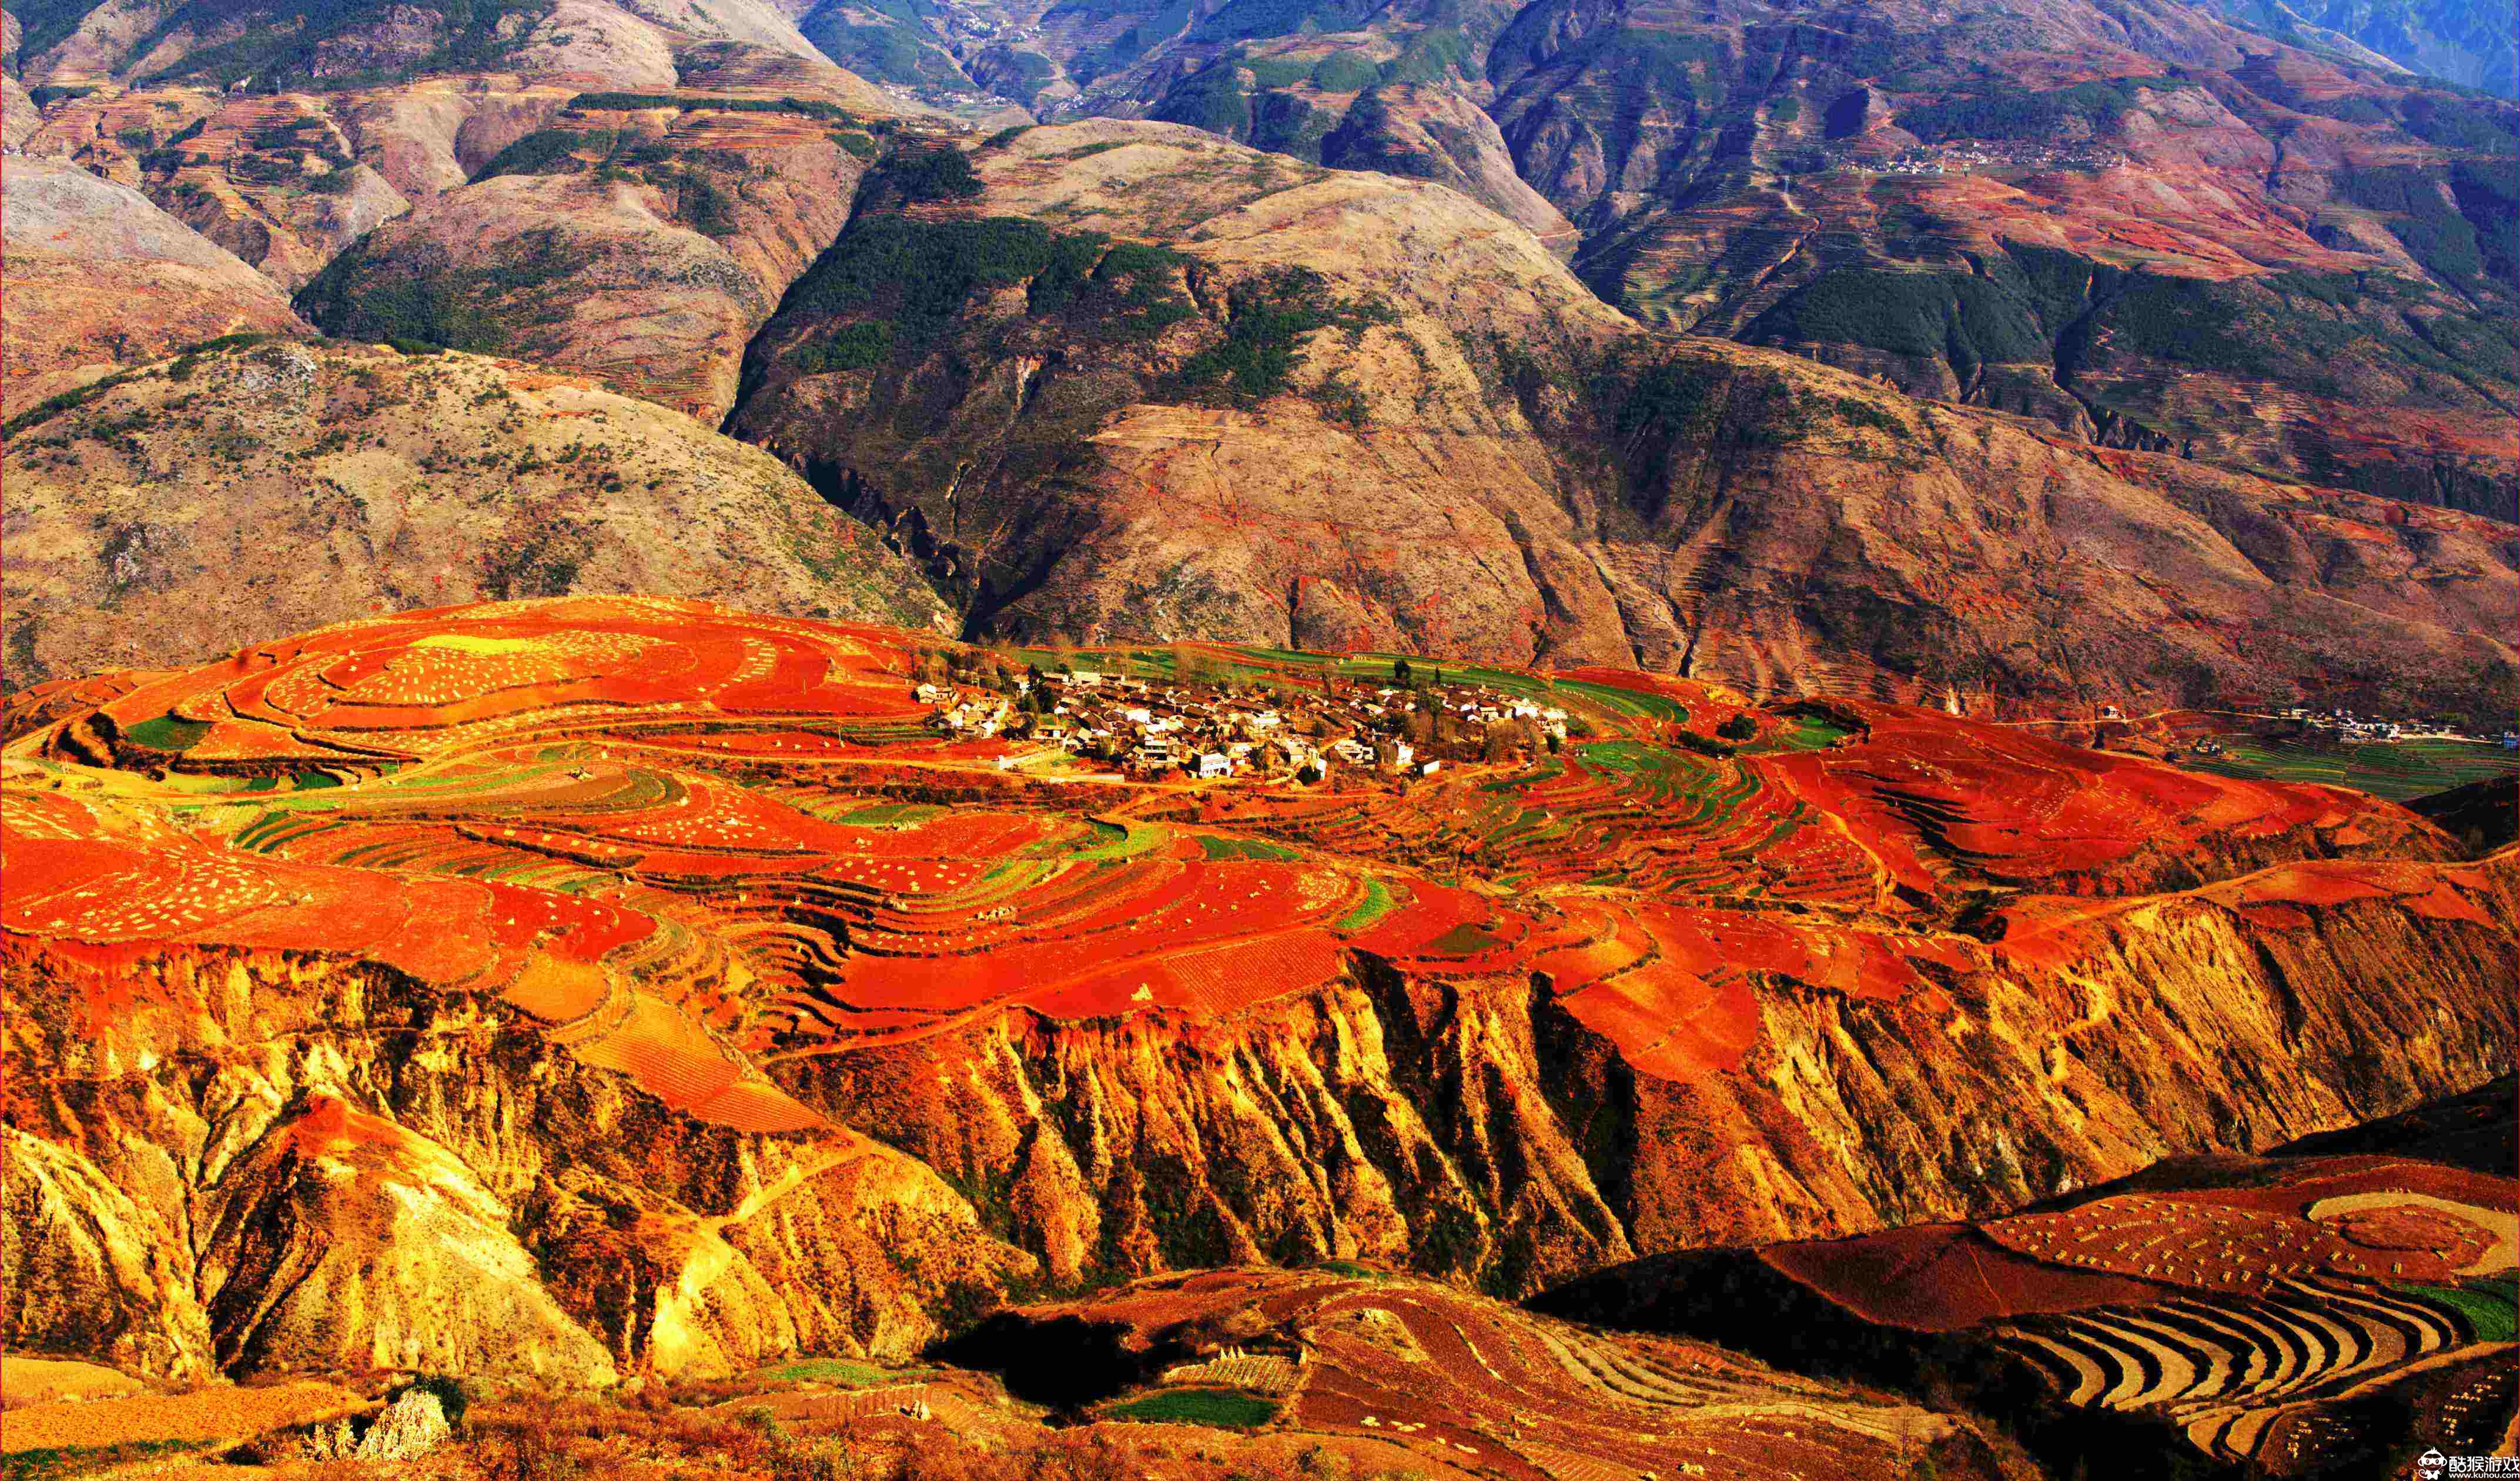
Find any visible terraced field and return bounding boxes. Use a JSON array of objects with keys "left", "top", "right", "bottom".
[
  {"left": 1742, "top": 1156, "right": 2520, "bottom": 1469},
  {"left": 2, "top": 598, "right": 2484, "bottom": 1134},
  {"left": 1002, "top": 1270, "right": 1965, "bottom": 1481},
  {"left": 2186, "top": 735, "right": 2520, "bottom": 802}
]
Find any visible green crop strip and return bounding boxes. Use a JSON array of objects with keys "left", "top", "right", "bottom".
[{"left": 1106, "top": 1388, "right": 1279, "bottom": 1428}]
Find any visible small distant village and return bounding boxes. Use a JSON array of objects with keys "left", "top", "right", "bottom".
[
  {"left": 918, "top": 657, "right": 1574, "bottom": 783},
  {"left": 1849, "top": 141, "right": 2132, "bottom": 176},
  {"left": 2273, "top": 706, "right": 2520, "bottom": 750},
  {"left": 2096, "top": 701, "right": 2520, "bottom": 761}
]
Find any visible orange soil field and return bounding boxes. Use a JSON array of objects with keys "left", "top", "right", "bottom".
[
  {"left": 0, "top": 1378, "right": 369, "bottom": 1455},
  {"left": 1748, "top": 1154, "right": 2520, "bottom": 1468},
  {"left": 1015, "top": 1269, "right": 1953, "bottom": 1481},
  {"left": 1, "top": 598, "right": 2491, "bottom": 1133}
]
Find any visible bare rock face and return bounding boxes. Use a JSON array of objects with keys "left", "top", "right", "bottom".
[
  {"left": 788, "top": 860, "right": 2517, "bottom": 1289},
  {"left": 0, "top": 935, "right": 1037, "bottom": 1380},
  {"left": 1, "top": 341, "right": 949, "bottom": 683},
  {"left": 2, "top": 16, "right": 36, "bottom": 151},
  {"left": 337, "top": 81, "right": 581, "bottom": 199},
  {"left": 513, "top": 0, "right": 682, "bottom": 89},
  {"left": 1, "top": 156, "right": 311, "bottom": 416},
  {"left": 198, "top": 1097, "right": 620, "bottom": 1382},
  {"left": 1, "top": 1125, "right": 215, "bottom": 1379},
  {"left": 730, "top": 121, "right": 2516, "bottom": 725},
  {"left": 354, "top": 1389, "right": 451, "bottom": 1460},
  {"left": 1, "top": 76, "right": 34, "bottom": 148}
]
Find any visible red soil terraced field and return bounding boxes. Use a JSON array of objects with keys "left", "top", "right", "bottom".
[
  {"left": 1749, "top": 1154, "right": 2520, "bottom": 1467},
  {"left": 983, "top": 1269, "right": 1985, "bottom": 1480},
  {"left": 0, "top": 598, "right": 2497, "bottom": 1135}
]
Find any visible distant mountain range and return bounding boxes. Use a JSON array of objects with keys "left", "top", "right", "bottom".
[
  {"left": 2206, "top": 0, "right": 2515, "bottom": 96},
  {"left": 4, "top": 0, "right": 2515, "bottom": 721}
]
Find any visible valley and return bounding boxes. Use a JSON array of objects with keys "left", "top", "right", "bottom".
[{"left": 1, "top": 0, "right": 2512, "bottom": 1473}]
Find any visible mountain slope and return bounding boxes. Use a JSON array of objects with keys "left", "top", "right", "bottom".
[
  {"left": 728, "top": 119, "right": 2517, "bottom": 724},
  {"left": 1, "top": 154, "right": 310, "bottom": 416},
  {"left": 11, "top": 0, "right": 2512, "bottom": 520},
  {"left": 1, "top": 340, "right": 950, "bottom": 684},
  {"left": 2207, "top": 0, "right": 2516, "bottom": 95},
  {"left": 781, "top": 0, "right": 2520, "bottom": 516},
  {"left": 293, "top": 92, "right": 878, "bottom": 421},
  {"left": 7, "top": 0, "right": 900, "bottom": 112}
]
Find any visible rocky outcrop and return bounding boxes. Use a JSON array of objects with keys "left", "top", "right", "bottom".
[
  {"left": 2, "top": 12, "right": 38, "bottom": 152},
  {"left": 6, "top": 849, "right": 2508, "bottom": 1378},
  {"left": 197, "top": 1097, "right": 620, "bottom": 1381},
  {"left": 1, "top": 340, "right": 949, "bottom": 684},
  {"left": 2, "top": 1124, "right": 215, "bottom": 1379},
  {"left": 1318, "top": 83, "right": 1579, "bottom": 252},
  {"left": 24, "top": 89, "right": 412, "bottom": 290},
  {"left": 0, "top": 940, "right": 1033, "bottom": 1381},
  {"left": 338, "top": 81, "right": 583, "bottom": 199},
  {"left": 797, "top": 856, "right": 2519, "bottom": 1291}
]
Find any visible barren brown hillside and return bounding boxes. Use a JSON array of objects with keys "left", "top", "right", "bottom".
[
  {"left": 731, "top": 120, "right": 2518, "bottom": 725},
  {"left": 2, "top": 341, "right": 950, "bottom": 683}
]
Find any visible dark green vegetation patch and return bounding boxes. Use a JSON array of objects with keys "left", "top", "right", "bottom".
[
  {"left": 295, "top": 228, "right": 578, "bottom": 357},
  {"left": 567, "top": 93, "right": 854, "bottom": 120},
  {"left": 1746, "top": 267, "right": 2047, "bottom": 370},
  {"left": 1170, "top": 268, "right": 1395, "bottom": 401},
  {"left": 1894, "top": 75, "right": 2194, "bottom": 143},
  {"left": 466, "top": 128, "right": 745, "bottom": 236},
  {"left": 1106, "top": 1387, "right": 1280, "bottom": 1428},
  {"left": 121, "top": 0, "right": 554, "bottom": 89},
  {"left": 122, "top": 712, "right": 215, "bottom": 753},
  {"left": 3, "top": 369, "right": 146, "bottom": 439},
  {"left": 2185, "top": 735, "right": 2520, "bottom": 802},
  {"left": 1149, "top": 60, "right": 1338, "bottom": 159},
  {"left": 801, "top": 1, "right": 972, "bottom": 92},
  {"left": 865, "top": 143, "right": 985, "bottom": 203},
  {"left": 2404, "top": 1273, "right": 2518, "bottom": 1343},
  {"left": 779, "top": 217, "right": 1195, "bottom": 373},
  {"left": 5, "top": 1440, "right": 195, "bottom": 1481}
]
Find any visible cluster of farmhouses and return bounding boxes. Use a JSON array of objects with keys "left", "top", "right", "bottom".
[
  {"left": 1855, "top": 141, "right": 2131, "bottom": 176},
  {"left": 2281, "top": 707, "right": 2520, "bottom": 748},
  {"left": 919, "top": 665, "right": 1574, "bottom": 781}
]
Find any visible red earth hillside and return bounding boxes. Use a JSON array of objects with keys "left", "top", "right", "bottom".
[{"left": 2, "top": 597, "right": 2489, "bottom": 1125}]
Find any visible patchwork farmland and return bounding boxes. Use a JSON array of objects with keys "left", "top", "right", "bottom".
[
  {"left": 1556, "top": 1151, "right": 2519, "bottom": 1473},
  {"left": 1, "top": 596, "right": 2511, "bottom": 1477},
  {"left": 5, "top": 596, "right": 2475, "bottom": 1131},
  {"left": 5, "top": 597, "right": 2479, "bottom": 1128},
  {"left": 980, "top": 1268, "right": 1966, "bottom": 1480}
]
